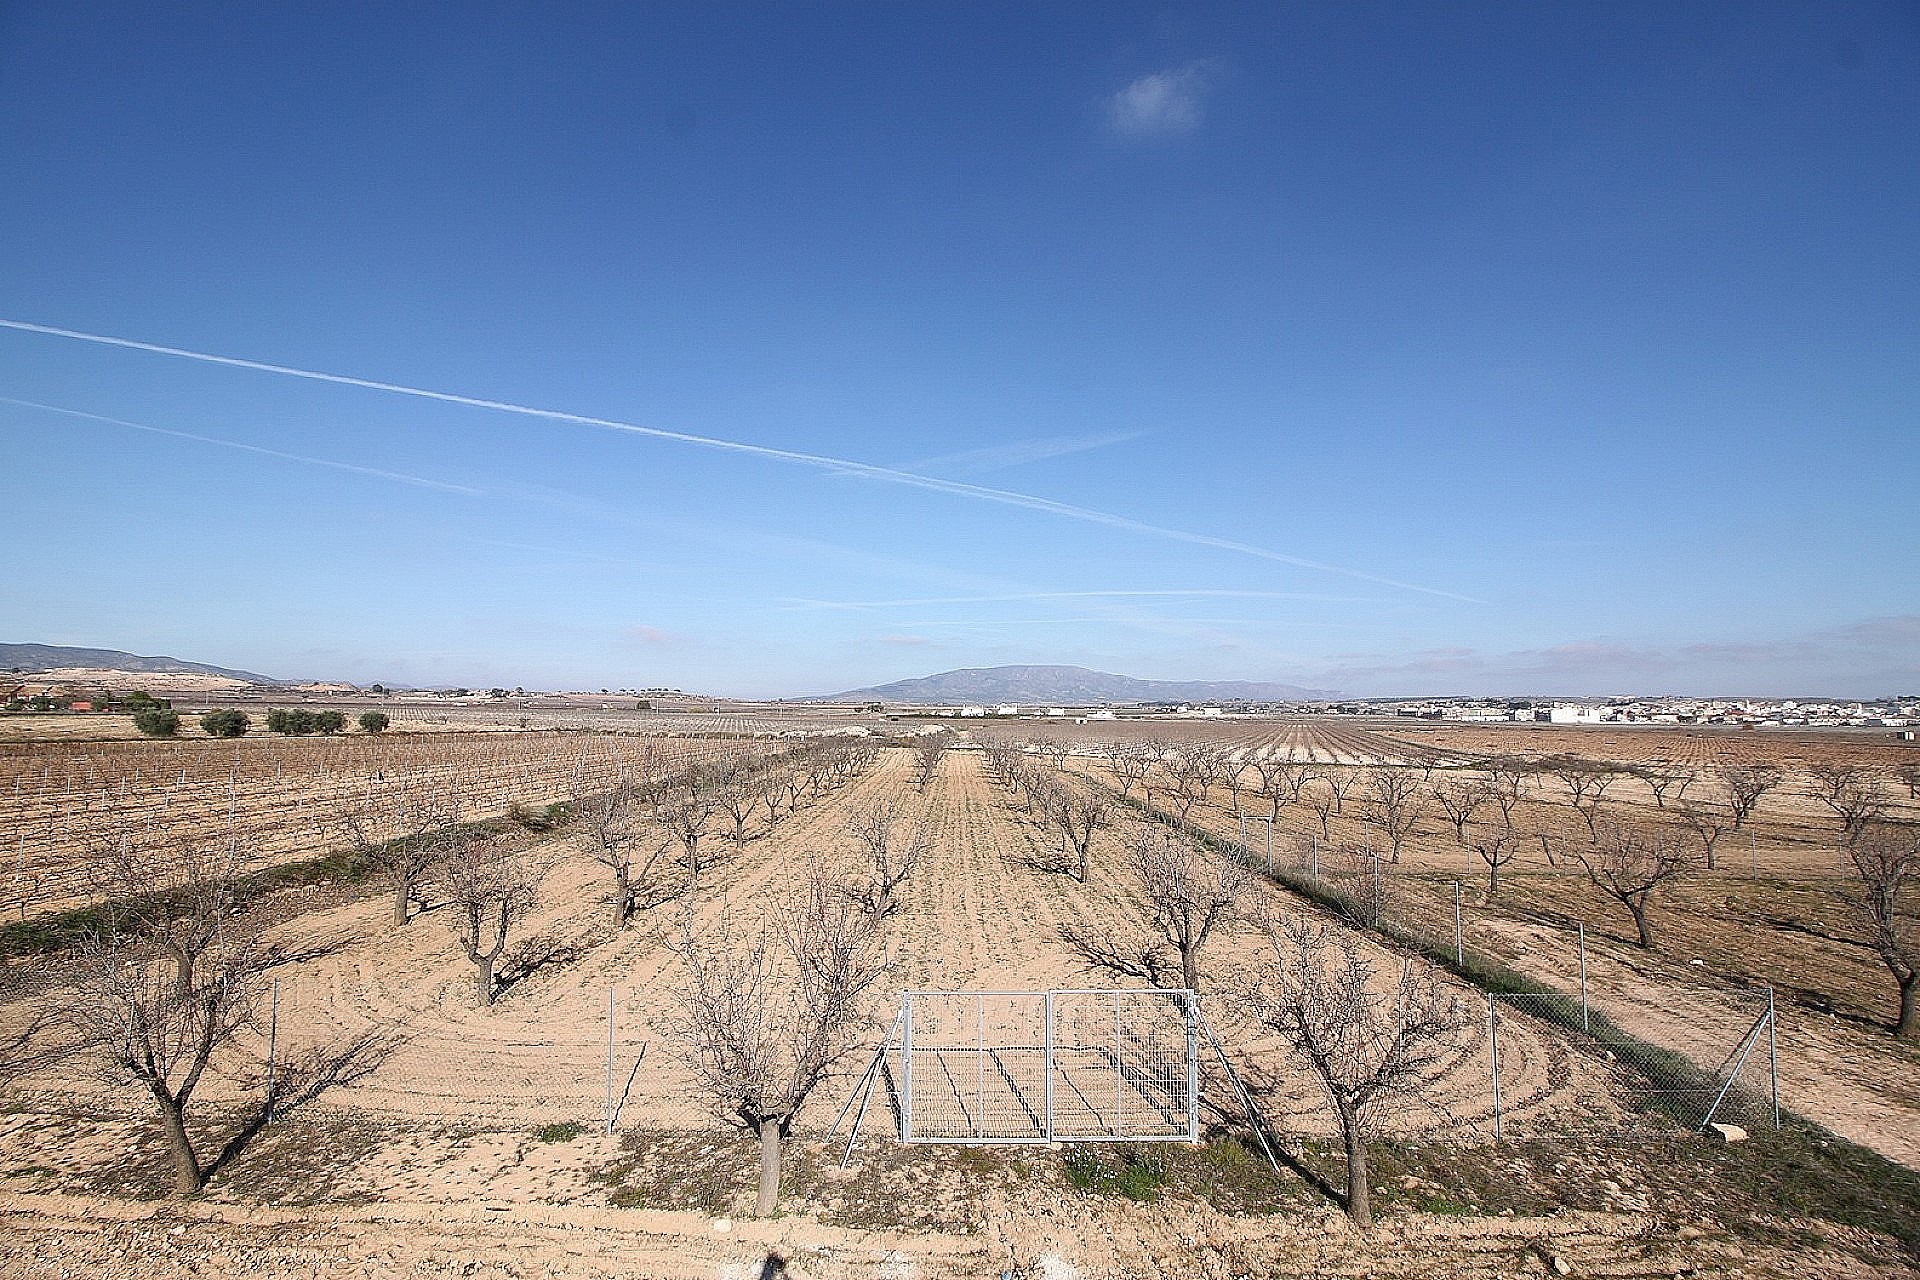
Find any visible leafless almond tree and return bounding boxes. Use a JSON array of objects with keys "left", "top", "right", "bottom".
[
  {"left": 1166, "top": 742, "right": 1228, "bottom": 826},
  {"left": 1251, "top": 759, "right": 1317, "bottom": 826},
  {"left": 1811, "top": 764, "right": 1889, "bottom": 842},
  {"left": 1470, "top": 821, "right": 1520, "bottom": 896},
  {"left": 672, "top": 871, "right": 888, "bottom": 1216},
  {"left": 1716, "top": 764, "right": 1782, "bottom": 831},
  {"left": 1358, "top": 768, "right": 1427, "bottom": 863},
  {"left": 1679, "top": 799, "right": 1731, "bottom": 871},
  {"left": 338, "top": 777, "right": 463, "bottom": 928},
  {"left": 441, "top": 835, "right": 546, "bottom": 1005},
  {"left": 1326, "top": 768, "right": 1357, "bottom": 814},
  {"left": 844, "top": 801, "right": 931, "bottom": 918},
  {"left": 1235, "top": 915, "right": 1468, "bottom": 1230},
  {"left": 1432, "top": 777, "right": 1490, "bottom": 846},
  {"left": 1641, "top": 764, "right": 1695, "bottom": 809},
  {"left": 913, "top": 734, "right": 949, "bottom": 790},
  {"left": 71, "top": 928, "right": 261, "bottom": 1194},
  {"left": 1842, "top": 818, "right": 1918, "bottom": 1039},
  {"left": 1572, "top": 820, "right": 1690, "bottom": 949},
  {"left": 1107, "top": 743, "right": 1154, "bottom": 800},
  {"left": 657, "top": 792, "right": 718, "bottom": 880},
  {"left": 1304, "top": 779, "right": 1338, "bottom": 839},
  {"left": 1047, "top": 788, "right": 1111, "bottom": 884},
  {"left": 1898, "top": 763, "right": 1920, "bottom": 802},
  {"left": 574, "top": 773, "right": 665, "bottom": 930},
  {"left": 1059, "top": 830, "right": 1248, "bottom": 993},
  {"left": 1485, "top": 760, "right": 1530, "bottom": 826},
  {"left": 82, "top": 823, "right": 245, "bottom": 996}
]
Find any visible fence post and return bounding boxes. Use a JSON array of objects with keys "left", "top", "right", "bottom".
[
  {"left": 1454, "top": 881, "right": 1463, "bottom": 965},
  {"left": 1578, "top": 923, "right": 1589, "bottom": 1033},
  {"left": 1372, "top": 856, "right": 1382, "bottom": 918},
  {"left": 1185, "top": 993, "right": 1200, "bottom": 1143},
  {"left": 1266, "top": 817, "right": 1274, "bottom": 872},
  {"left": 901, "top": 996, "right": 913, "bottom": 1140},
  {"left": 1113, "top": 991, "right": 1124, "bottom": 1137},
  {"left": 1488, "top": 992, "right": 1502, "bottom": 1140},
  {"left": 605, "top": 987, "right": 616, "bottom": 1134},
  {"left": 977, "top": 994, "right": 986, "bottom": 1140},
  {"left": 1044, "top": 990, "right": 1056, "bottom": 1140},
  {"left": 1311, "top": 834, "right": 1320, "bottom": 881},
  {"left": 1767, "top": 986, "right": 1780, "bottom": 1130}
]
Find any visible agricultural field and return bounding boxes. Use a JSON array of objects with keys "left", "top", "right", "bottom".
[{"left": 0, "top": 730, "right": 1917, "bottom": 1277}]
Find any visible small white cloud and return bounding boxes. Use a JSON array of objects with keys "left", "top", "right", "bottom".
[
  {"left": 880, "top": 634, "right": 930, "bottom": 647},
  {"left": 1107, "top": 62, "right": 1212, "bottom": 138},
  {"left": 624, "top": 625, "right": 680, "bottom": 646}
]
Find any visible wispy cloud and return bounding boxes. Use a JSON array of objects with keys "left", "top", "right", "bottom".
[
  {"left": 622, "top": 624, "right": 683, "bottom": 647},
  {"left": 879, "top": 634, "right": 930, "bottom": 647},
  {"left": 1107, "top": 62, "right": 1214, "bottom": 139},
  {"left": 0, "top": 318, "right": 1475, "bottom": 602},
  {"left": 0, "top": 396, "right": 481, "bottom": 495},
  {"left": 898, "top": 430, "right": 1145, "bottom": 477},
  {"left": 781, "top": 588, "right": 1386, "bottom": 611}
]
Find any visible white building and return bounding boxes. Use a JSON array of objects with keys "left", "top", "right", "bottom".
[{"left": 1548, "top": 704, "right": 1605, "bottom": 725}]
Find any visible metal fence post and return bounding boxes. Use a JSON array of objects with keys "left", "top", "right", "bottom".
[
  {"left": 1454, "top": 881, "right": 1464, "bottom": 965},
  {"left": 605, "top": 987, "right": 616, "bottom": 1134},
  {"left": 1311, "top": 834, "right": 1320, "bottom": 881},
  {"left": 1578, "top": 923, "right": 1589, "bottom": 1033},
  {"left": 1266, "top": 818, "right": 1274, "bottom": 872},
  {"left": 1185, "top": 992, "right": 1200, "bottom": 1143},
  {"left": 1044, "top": 990, "right": 1056, "bottom": 1140},
  {"left": 901, "top": 996, "right": 913, "bottom": 1140},
  {"left": 977, "top": 994, "right": 987, "bottom": 1139},
  {"left": 1488, "top": 992, "right": 1502, "bottom": 1140},
  {"left": 1767, "top": 986, "right": 1780, "bottom": 1130},
  {"left": 1113, "top": 991, "right": 1124, "bottom": 1136}
]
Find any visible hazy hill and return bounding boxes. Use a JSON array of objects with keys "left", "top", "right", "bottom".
[
  {"left": 818, "top": 664, "right": 1334, "bottom": 705},
  {"left": 0, "top": 643, "right": 280, "bottom": 684}
]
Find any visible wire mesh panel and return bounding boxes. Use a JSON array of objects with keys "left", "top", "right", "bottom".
[{"left": 898, "top": 989, "right": 1198, "bottom": 1144}]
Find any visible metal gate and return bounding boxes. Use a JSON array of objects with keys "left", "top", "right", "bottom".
[{"left": 895, "top": 989, "right": 1198, "bottom": 1143}]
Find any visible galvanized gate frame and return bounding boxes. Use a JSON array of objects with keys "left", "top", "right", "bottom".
[{"left": 826, "top": 989, "right": 1279, "bottom": 1172}]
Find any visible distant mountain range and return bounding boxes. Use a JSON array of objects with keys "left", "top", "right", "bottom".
[
  {"left": 817, "top": 664, "right": 1335, "bottom": 705},
  {"left": 0, "top": 643, "right": 280, "bottom": 684}
]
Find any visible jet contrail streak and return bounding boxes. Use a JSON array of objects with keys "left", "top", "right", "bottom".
[
  {"left": 0, "top": 397, "right": 482, "bottom": 495},
  {"left": 0, "top": 318, "right": 1479, "bottom": 602}
]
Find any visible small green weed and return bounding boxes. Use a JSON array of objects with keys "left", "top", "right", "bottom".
[{"left": 535, "top": 1121, "right": 587, "bottom": 1143}]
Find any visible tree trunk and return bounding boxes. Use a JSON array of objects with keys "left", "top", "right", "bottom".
[
  {"left": 1339, "top": 1107, "right": 1370, "bottom": 1230},
  {"left": 172, "top": 950, "right": 194, "bottom": 998},
  {"left": 476, "top": 954, "right": 496, "bottom": 1005},
  {"left": 1897, "top": 971, "right": 1917, "bottom": 1041},
  {"left": 756, "top": 1116, "right": 783, "bottom": 1216},
  {"left": 155, "top": 1094, "right": 204, "bottom": 1196},
  {"left": 613, "top": 863, "right": 631, "bottom": 930},
  {"left": 392, "top": 875, "right": 411, "bottom": 927},
  {"left": 1180, "top": 946, "right": 1201, "bottom": 995},
  {"left": 1628, "top": 899, "right": 1654, "bottom": 949},
  {"left": 1487, "top": 862, "right": 1498, "bottom": 896}
]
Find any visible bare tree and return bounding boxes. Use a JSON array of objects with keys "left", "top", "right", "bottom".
[
  {"left": 716, "top": 775, "right": 758, "bottom": 850},
  {"left": 1679, "top": 799, "right": 1731, "bottom": 871},
  {"left": 1060, "top": 830, "right": 1248, "bottom": 993},
  {"left": 913, "top": 734, "right": 949, "bottom": 790},
  {"left": 71, "top": 927, "right": 260, "bottom": 1195},
  {"left": 441, "top": 835, "right": 546, "bottom": 1005},
  {"left": 1486, "top": 760, "right": 1530, "bottom": 826},
  {"left": 574, "top": 774, "right": 665, "bottom": 930},
  {"left": 1326, "top": 768, "right": 1357, "bottom": 815},
  {"left": 1107, "top": 743, "right": 1154, "bottom": 801},
  {"left": 339, "top": 777, "right": 462, "bottom": 927},
  {"left": 1166, "top": 742, "right": 1228, "bottom": 826},
  {"left": 672, "top": 872, "right": 888, "bottom": 1216},
  {"left": 657, "top": 791, "right": 718, "bottom": 880},
  {"left": 1251, "top": 759, "right": 1317, "bottom": 827},
  {"left": 1043, "top": 786, "right": 1111, "bottom": 884},
  {"left": 82, "top": 824, "right": 244, "bottom": 996},
  {"left": 1470, "top": 821, "right": 1520, "bottom": 896},
  {"left": 1810, "top": 764, "right": 1888, "bottom": 842},
  {"left": 1572, "top": 820, "right": 1690, "bottom": 949},
  {"left": 1716, "top": 764, "right": 1782, "bottom": 831},
  {"left": 844, "top": 801, "right": 931, "bottom": 918},
  {"left": 1432, "top": 777, "right": 1490, "bottom": 846},
  {"left": 1551, "top": 759, "right": 1616, "bottom": 838},
  {"left": 1642, "top": 764, "right": 1695, "bottom": 809},
  {"left": 759, "top": 768, "right": 792, "bottom": 826},
  {"left": 1358, "top": 768, "right": 1427, "bottom": 863},
  {"left": 1304, "top": 779, "right": 1338, "bottom": 840},
  {"left": 1841, "top": 819, "right": 1919, "bottom": 1039},
  {"left": 1898, "top": 763, "right": 1920, "bottom": 802},
  {"left": 1236, "top": 915, "right": 1468, "bottom": 1230}
]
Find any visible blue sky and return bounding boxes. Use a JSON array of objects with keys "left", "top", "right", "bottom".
[{"left": 1, "top": 3, "right": 1915, "bottom": 698}]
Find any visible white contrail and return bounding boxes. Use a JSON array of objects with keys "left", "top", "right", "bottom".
[
  {"left": 783, "top": 588, "right": 1384, "bottom": 610},
  {"left": 0, "top": 397, "right": 482, "bottom": 495},
  {"left": 0, "top": 317, "right": 1478, "bottom": 602}
]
